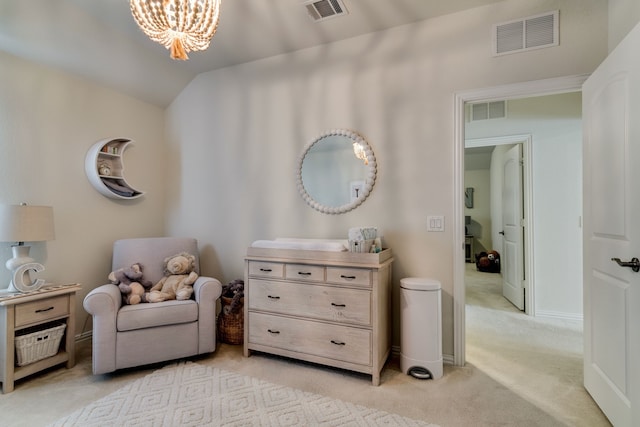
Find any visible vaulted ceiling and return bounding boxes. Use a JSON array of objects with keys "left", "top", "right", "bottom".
[{"left": 0, "top": 0, "right": 502, "bottom": 106}]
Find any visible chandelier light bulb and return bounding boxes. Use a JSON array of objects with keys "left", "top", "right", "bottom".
[{"left": 353, "top": 142, "right": 368, "bottom": 165}]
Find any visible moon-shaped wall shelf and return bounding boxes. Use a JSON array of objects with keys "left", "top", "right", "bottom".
[{"left": 85, "top": 138, "right": 145, "bottom": 200}]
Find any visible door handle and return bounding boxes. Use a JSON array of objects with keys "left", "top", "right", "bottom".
[
  {"left": 499, "top": 231, "right": 505, "bottom": 235},
  {"left": 611, "top": 257, "right": 640, "bottom": 272}
]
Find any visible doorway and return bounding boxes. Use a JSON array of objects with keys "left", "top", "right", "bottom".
[
  {"left": 465, "top": 135, "right": 533, "bottom": 313},
  {"left": 456, "top": 79, "right": 586, "bottom": 418},
  {"left": 452, "top": 74, "right": 588, "bottom": 367}
]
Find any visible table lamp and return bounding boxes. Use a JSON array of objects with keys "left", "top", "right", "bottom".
[{"left": 0, "top": 204, "right": 55, "bottom": 292}]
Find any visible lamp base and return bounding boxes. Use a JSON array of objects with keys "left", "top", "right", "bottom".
[
  {"left": 6, "top": 245, "right": 34, "bottom": 271},
  {"left": 5, "top": 246, "right": 45, "bottom": 293}
]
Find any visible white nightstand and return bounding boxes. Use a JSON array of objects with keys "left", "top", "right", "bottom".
[{"left": 0, "top": 283, "right": 81, "bottom": 393}]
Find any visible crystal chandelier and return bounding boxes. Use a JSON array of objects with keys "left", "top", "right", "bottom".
[{"left": 129, "top": 0, "right": 221, "bottom": 61}]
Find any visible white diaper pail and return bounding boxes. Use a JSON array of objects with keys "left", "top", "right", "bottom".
[{"left": 399, "top": 277, "right": 443, "bottom": 380}]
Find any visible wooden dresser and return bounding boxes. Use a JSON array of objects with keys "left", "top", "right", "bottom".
[{"left": 244, "top": 247, "right": 393, "bottom": 385}]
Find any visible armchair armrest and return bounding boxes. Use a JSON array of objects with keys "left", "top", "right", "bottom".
[
  {"left": 84, "top": 283, "right": 123, "bottom": 316},
  {"left": 193, "top": 276, "right": 222, "bottom": 353},
  {"left": 83, "top": 284, "right": 122, "bottom": 374},
  {"left": 193, "top": 276, "right": 223, "bottom": 303}
]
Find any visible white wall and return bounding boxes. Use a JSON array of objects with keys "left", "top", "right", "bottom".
[
  {"left": 0, "top": 51, "right": 167, "bottom": 335},
  {"left": 467, "top": 93, "right": 583, "bottom": 319},
  {"left": 166, "top": 0, "right": 607, "bottom": 356}
]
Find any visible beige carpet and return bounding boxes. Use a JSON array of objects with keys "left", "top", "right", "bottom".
[
  {"left": 464, "top": 263, "right": 603, "bottom": 426},
  {"left": 48, "top": 361, "right": 439, "bottom": 427}
]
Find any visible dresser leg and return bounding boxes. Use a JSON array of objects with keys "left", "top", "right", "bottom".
[
  {"left": 372, "top": 372, "right": 380, "bottom": 386},
  {"left": 2, "top": 378, "right": 14, "bottom": 393},
  {"left": 1, "top": 307, "right": 15, "bottom": 393}
]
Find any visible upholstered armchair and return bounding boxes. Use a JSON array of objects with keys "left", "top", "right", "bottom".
[{"left": 83, "top": 237, "right": 222, "bottom": 375}]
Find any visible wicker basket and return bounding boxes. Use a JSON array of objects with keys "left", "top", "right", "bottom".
[
  {"left": 217, "top": 296, "right": 244, "bottom": 345},
  {"left": 15, "top": 323, "right": 66, "bottom": 366}
]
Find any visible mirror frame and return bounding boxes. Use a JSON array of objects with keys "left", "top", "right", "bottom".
[{"left": 296, "top": 129, "right": 377, "bottom": 214}]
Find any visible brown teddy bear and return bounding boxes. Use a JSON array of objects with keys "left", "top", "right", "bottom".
[
  {"left": 147, "top": 252, "right": 198, "bottom": 303},
  {"left": 108, "top": 263, "right": 153, "bottom": 305}
]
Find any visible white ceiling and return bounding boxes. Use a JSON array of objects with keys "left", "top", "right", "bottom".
[{"left": 0, "top": 0, "right": 502, "bottom": 106}]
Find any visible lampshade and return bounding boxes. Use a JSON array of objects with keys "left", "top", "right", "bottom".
[
  {"left": 0, "top": 204, "right": 55, "bottom": 243},
  {"left": 130, "top": 0, "right": 222, "bottom": 60}
]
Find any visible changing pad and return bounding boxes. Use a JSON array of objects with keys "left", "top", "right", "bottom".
[{"left": 250, "top": 238, "right": 348, "bottom": 252}]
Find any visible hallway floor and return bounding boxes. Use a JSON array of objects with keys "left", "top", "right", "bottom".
[{"left": 465, "top": 263, "right": 608, "bottom": 426}]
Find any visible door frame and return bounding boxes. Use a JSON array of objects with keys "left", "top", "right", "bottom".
[
  {"left": 465, "top": 135, "right": 533, "bottom": 314},
  {"left": 453, "top": 74, "right": 590, "bottom": 366}
]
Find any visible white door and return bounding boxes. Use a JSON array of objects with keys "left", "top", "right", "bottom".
[
  {"left": 502, "top": 144, "right": 525, "bottom": 310},
  {"left": 583, "top": 22, "right": 640, "bottom": 426}
]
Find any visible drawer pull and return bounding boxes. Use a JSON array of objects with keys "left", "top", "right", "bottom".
[
  {"left": 331, "top": 303, "right": 346, "bottom": 308},
  {"left": 267, "top": 295, "right": 280, "bottom": 300},
  {"left": 259, "top": 268, "right": 273, "bottom": 272},
  {"left": 340, "top": 275, "right": 357, "bottom": 280},
  {"left": 267, "top": 329, "right": 280, "bottom": 334},
  {"left": 35, "top": 306, "right": 55, "bottom": 313},
  {"left": 331, "top": 340, "right": 346, "bottom": 346},
  {"left": 298, "top": 271, "right": 312, "bottom": 276}
]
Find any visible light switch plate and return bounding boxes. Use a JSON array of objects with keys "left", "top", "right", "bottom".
[{"left": 427, "top": 215, "right": 445, "bottom": 232}]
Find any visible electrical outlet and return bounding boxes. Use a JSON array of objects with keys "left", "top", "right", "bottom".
[{"left": 427, "top": 216, "right": 445, "bottom": 232}]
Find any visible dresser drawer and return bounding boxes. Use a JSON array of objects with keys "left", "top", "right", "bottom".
[
  {"left": 248, "top": 261, "right": 284, "bottom": 279},
  {"left": 15, "top": 295, "right": 69, "bottom": 328},
  {"left": 285, "top": 264, "right": 325, "bottom": 282},
  {"left": 326, "top": 267, "right": 371, "bottom": 288},
  {"left": 249, "top": 312, "right": 371, "bottom": 366},
  {"left": 248, "top": 279, "right": 371, "bottom": 325}
]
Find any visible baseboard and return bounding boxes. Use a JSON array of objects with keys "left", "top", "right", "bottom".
[
  {"left": 75, "top": 331, "right": 92, "bottom": 343},
  {"left": 535, "top": 310, "right": 583, "bottom": 322},
  {"left": 443, "top": 353, "right": 454, "bottom": 365},
  {"left": 391, "top": 345, "right": 454, "bottom": 365},
  {"left": 391, "top": 344, "right": 400, "bottom": 356}
]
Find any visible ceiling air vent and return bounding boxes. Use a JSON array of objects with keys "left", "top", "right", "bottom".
[
  {"left": 471, "top": 101, "right": 507, "bottom": 121},
  {"left": 493, "top": 10, "right": 558, "bottom": 56},
  {"left": 303, "top": 0, "right": 348, "bottom": 22}
]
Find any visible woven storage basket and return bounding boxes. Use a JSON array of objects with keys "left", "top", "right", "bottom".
[
  {"left": 218, "top": 296, "right": 244, "bottom": 345},
  {"left": 15, "top": 323, "right": 66, "bottom": 366}
]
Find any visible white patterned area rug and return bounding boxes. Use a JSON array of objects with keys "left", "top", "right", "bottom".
[{"left": 50, "top": 362, "right": 439, "bottom": 427}]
